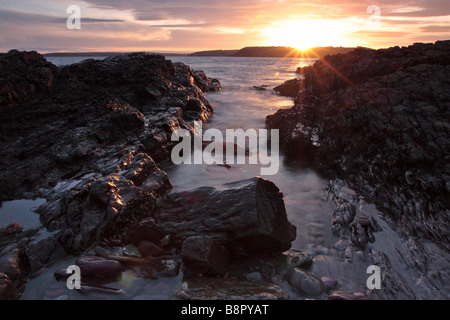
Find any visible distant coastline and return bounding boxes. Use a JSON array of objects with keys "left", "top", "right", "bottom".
[
  {"left": 43, "top": 46, "right": 368, "bottom": 59},
  {"left": 189, "top": 46, "right": 366, "bottom": 58},
  {"left": 43, "top": 51, "right": 188, "bottom": 57}
]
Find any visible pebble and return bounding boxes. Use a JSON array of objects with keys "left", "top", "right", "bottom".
[{"left": 246, "top": 272, "right": 262, "bottom": 282}]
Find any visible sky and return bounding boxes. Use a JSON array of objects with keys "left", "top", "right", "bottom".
[{"left": 0, "top": 0, "right": 449, "bottom": 53}]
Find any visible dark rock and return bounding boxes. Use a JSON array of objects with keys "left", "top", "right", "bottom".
[
  {"left": 0, "top": 273, "right": 18, "bottom": 300},
  {"left": 0, "top": 51, "right": 221, "bottom": 299},
  {"left": 246, "top": 272, "right": 262, "bottom": 282},
  {"left": 267, "top": 40, "right": 450, "bottom": 246},
  {"left": 181, "top": 236, "right": 230, "bottom": 277},
  {"left": 25, "top": 237, "right": 66, "bottom": 276},
  {"left": 138, "top": 240, "right": 163, "bottom": 258},
  {"left": 193, "top": 70, "right": 222, "bottom": 92},
  {"left": 175, "top": 277, "right": 290, "bottom": 300},
  {"left": 139, "top": 257, "right": 181, "bottom": 278},
  {"left": 328, "top": 291, "right": 371, "bottom": 300},
  {"left": 321, "top": 277, "right": 338, "bottom": 290},
  {"left": 285, "top": 268, "right": 325, "bottom": 297},
  {"left": 0, "top": 50, "right": 57, "bottom": 109},
  {"left": 125, "top": 218, "right": 164, "bottom": 246},
  {"left": 273, "top": 79, "right": 302, "bottom": 97},
  {"left": 283, "top": 250, "right": 313, "bottom": 269},
  {"left": 156, "top": 177, "right": 297, "bottom": 255},
  {"left": 331, "top": 201, "right": 356, "bottom": 236},
  {"left": 251, "top": 85, "right": 269, "bottom": 91},
  {"left": 0, "top": 248, "right": 23, "bottom": 285},
  {"left": 75, "top": 256, "right": 123, "bottom": 278}
]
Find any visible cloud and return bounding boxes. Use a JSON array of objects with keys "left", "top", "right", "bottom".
[
  {"left": 0, "top": 0, "right": 449, "bottom": 52},
  {"left": 420, "top": 25, "right": 450, "bottom": 32}
]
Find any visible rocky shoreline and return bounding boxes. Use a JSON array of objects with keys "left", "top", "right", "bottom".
[
  {"left": 267, "top": 41, "right": 450, "bottom": 299},
  {"left": 1, "top": 43, "right": 449, "bottom": 300},
  {"left": 1, "top": 51, "right": 299, "bottom": 299}
]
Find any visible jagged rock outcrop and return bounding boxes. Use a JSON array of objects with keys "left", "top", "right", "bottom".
[
  {"left": 155, "top": 177, "right": 297, "bottom": 256},
  {"left": 0, "top": 51, "right": 222, "bottom": 293},
  {"left": 267, "top": 41, "right": 450, "bottom": 245},
  {"left": 0, "top": 50, "right": 57, "bottom": 108}
]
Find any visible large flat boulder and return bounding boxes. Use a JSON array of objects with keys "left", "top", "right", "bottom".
[{"left": 156, "top": 177, "right": 297, "bottom": 255}]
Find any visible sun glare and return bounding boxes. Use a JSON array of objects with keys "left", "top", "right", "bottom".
[{"left": 262, "top": 19, "right": 351, "bottom": 50}]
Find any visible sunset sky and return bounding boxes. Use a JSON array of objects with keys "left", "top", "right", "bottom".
[{"left": 0, "top": 0, "right": 449, "bottom": 53}]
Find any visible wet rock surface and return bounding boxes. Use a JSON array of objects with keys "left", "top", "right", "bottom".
[
  {"left": 181, "top": 236, "right": 230, "bottom": 277},
  {"left": 268, "top": 41, "right": 450, "bottom": 299},
  {"left": 174, "top": 277, "right": 290, "bottom": 300},
  {"left": 155, "top": 177, "right": 297, "bottom": 255}
]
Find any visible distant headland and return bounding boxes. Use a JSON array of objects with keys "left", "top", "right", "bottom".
[
  {"left": 189, "top": 46, "right": 367, "bottom": 58},
  {"left": 43, "top": 46, "right": 368, "bottom": 59}
]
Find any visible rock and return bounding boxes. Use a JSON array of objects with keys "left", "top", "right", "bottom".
[
  {"left": 283, "top": 250, "right": 313, "bottom": 269},
  {"left": 25, "top": 237, "right": 66, "bottom": 277},
  {"left": 328, "top": 291, "right": 371, "bottom": 300},
  {"left": 138, "top": 241, "right": 163, "bottom": 258},
  {"left": 193, "top": 70, "right": 222, "bottom": 92},
  {"left": 75, "top": 256, "right": 123, "bottom": 278},
  {"left": 285, "top": 268, "right": 325, "bottom": 297},
  {"left": 267, "top": 40, "right": 450, "bottom": 247},
  {"left": 156, "top": 177, "right": 297, "bottom": 255},
  {"left": 246, "top": 272, "right": 262, "bottom": 282},
  {"left": 251, "top": 85, "right": 269, "bottom": 91},
  {"left": 181, "top": 236, "right": 230, "bottom": 277},
  {"left": 139, "top": 257, "right": 181, "bottom": 278},
  {"left": 122, "top": 244, "right": 141, "bottom": 258},
  {"left": 0, "top": 51, "right": 222, "bottom": 299},
  {"left": 0, "top": 50, "right": 57, "bottom": 108},
  {"left": 0, "top": 273, "right": 18, "bottom": 300},
  {"left": 125, "top": 218, "right": 164, "bottom": 246},
  {"left": 321, "top": 277, "right": 338, "bottom": 290},
  {"left": 331, "top": 202, "right": 356, "bottom": 236},
  {"left": 273, "top": 79, "right": 301, "bottom": 97},
  {"left": 0, "top": 249, "right": 23, "bottom": 285},
  {"left": 175, "top": 277, "right": 290, "bottom": 300}
]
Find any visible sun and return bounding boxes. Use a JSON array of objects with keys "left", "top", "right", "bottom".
[{"left": 262, "top": 19, "right": 351, "bottom": 50}]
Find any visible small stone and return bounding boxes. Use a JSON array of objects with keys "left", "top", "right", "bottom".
[
  {"left": 246, "top": 272, "right": 262, "bottom": 282},
  {"left": 122, "top": 244, "right": 141, "bottom": 257},
  {"left": 284, "top": 250, "right": 313, "bottom": 269},
  {"left": 75, "top": 256, "right": 123, "bottom": 278},
  {"left": 138, "top": 241, "right": 162, "bottom": 257},
  {"left": 328, "top": 291, "right": 370, "bottom": 300},
  {"left": 174, "top": 277, "right": 290, "bottom": 300},
  {"left": 321, "top": 277, "right": 338, "bottom": 290},
  {"left": 285, "top": 268, "right": 325, "bottom": 297},
  {"left": 181, "top": 236, "right": 230, "bottom": 277}
]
